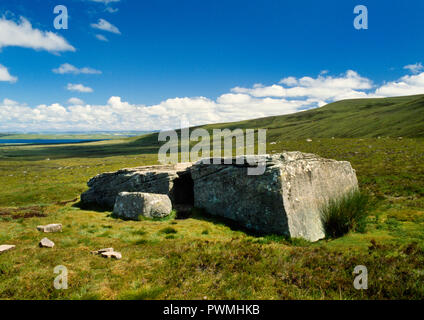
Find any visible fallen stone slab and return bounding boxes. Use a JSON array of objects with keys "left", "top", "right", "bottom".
[
  {"left": 0, "top": 244, "right": 15, "bottom": 254},
  {"left": 91, "top": 248, "right": 114, "bottom": 255},
  {"left": 39, "top": 238, "right": 55, "bottom": 248},
  {"left": 190, "top": 152, "right": 358, "bottom": 242},
  {"left": 113, "top": 192, "right": 172, "bottom": 220},
  {"left": 80, "top": 163, "right": 192, "bottom": 209},
  {"left": 37, "top": 223, "right": 62, "bottom": 233},
  {"left": 101, "top": 251, "right": 122, "bottom": 260}
]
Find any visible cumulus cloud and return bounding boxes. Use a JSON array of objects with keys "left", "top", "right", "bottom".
[
  {"left": 67, "top": 97, "right": 84, "bottom": 105},
  {"left": 90, "top": 19, "right": 121, "bottom": 34},
  {"left": 66, "top": 83, "right": 93, "bottom": 93},
  {"left": 0, "top": 95, "right": 302, "bottom": 132},
  {"left": 53, "top": 63, "right": 101, "bottom": 75},
  {"left": 375, "top": 72, "right": 424, "bottom": 97},
  {"left": 95, "top": 34, "right": 108, "bottom": 42},
  {"left": 2, "top": 70, "right": 424, "bottom": 132},
  {"left": 403, "top": 62, "right": 423, "bottom": 74},
  {"left": 235, "top": 70, "right": 373, "bottom": 103},
  {"left": 0, "top": 64, "right": 17, "bottom": 83},
  {"left": 0, "top": 17, "right": 75, "bottom": 53}
]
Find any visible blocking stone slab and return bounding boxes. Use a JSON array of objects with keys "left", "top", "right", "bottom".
[{"left": 113, "top": 192, "right": 172, "bottom": 220}]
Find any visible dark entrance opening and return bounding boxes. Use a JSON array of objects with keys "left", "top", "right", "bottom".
[{"left": 171, "top": 172, "right": 194, "bottom": 219}]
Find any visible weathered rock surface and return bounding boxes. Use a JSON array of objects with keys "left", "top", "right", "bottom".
[
  {"left": 80, "top": 163, "right": 192, "bottom": 209},
  {"left": 190, "top": 152, "right": 358, "bottom": 241},
  {"left": 37, "top": 223, "right": 62, "bottom": 233},
  {"left": 0, "top": 244, "right": 15, "bottom": 254},
  {"left": 39, "top": 238, "right": 55, "bottom": 248},
  {"left": 113, "top": 192, "right": 172, "bottom": 220}
]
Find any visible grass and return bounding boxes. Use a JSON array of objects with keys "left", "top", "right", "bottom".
[
  {"left": 0, "top": 95, "right": 423, "bottom": 299},
  {"left": 0, "top": 136, "right": 422, "bottom": 299},
  {"left": 320, "top": 190, "right": 370, "bottom": 238}
]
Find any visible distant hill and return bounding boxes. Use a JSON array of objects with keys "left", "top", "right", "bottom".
[
  {"left": 195, "top": 94, "right": 424, "bottom": 140},
  {"left": 1, "top": 94, "right": 422, "bottom": 161}
]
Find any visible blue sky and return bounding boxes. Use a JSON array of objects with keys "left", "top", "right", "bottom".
[{"left": 0, "top": 0, "right": 423, "bottom": 132}]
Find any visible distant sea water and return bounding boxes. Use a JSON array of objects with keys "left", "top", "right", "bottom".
[{"left": 0, "top": 139, "right": 107, "bottom": 145}]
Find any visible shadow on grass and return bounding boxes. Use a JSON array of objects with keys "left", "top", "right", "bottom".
[
  {"left": 72, "top": 201, "right": 111, "bottom": 213},
  {"left": 189, "top": 207, "right": 285, "bottom": 238}
]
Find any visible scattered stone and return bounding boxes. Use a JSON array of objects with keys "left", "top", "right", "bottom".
[
  {"left": 190, "top": 152, "right": 358, "bottom": 242},
  {"left": 306, "top": 138, "right": 312, "bottom": 142},
  {"left": 39, "top": 238, "right": 55, "bottom": 248},
  {"left": 113, "top": 192, "right": 172, "bottom": 220},
  {"left": 37, "top": 223, "right": 62, "bottom": 233},
  {"left": 81, "top": 163, "right": 192, "bottom": 209},
  {"left": 0, "top": 244, "right": 15, "bottom": 254},
  {"left": 101, "top": 251, "right": 122, "bottom": 260},
  {"left": 91, "top": 247, "right": 114, "bottom": 255}
]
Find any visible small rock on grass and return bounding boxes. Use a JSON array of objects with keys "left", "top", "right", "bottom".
[
  {"left": 0, "top": 244, "right": 15, "bottom": 254},
  {"left": 39, "top": 238, "right": 55, "bottom": 248},
  {"left": 101, "top": 251, "right": 122, "bottom": 260},
  {"left": 37, "top": 223, "right": 62, "bottom": 233},
  {"left": 91, "top": 248, "right": 114, "bottom": 255}
]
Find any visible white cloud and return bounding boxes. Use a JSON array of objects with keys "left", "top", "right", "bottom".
[
  {"left": 234, "top": 70, "right": 373, "bottom": 102},
  {"left": 0, "top": 64, "right": 17, "bottom": 83},
  {"left": 66, "top": 83, "right": 93, "bottom": 93},
  {"left": 90, "top": 19, "right": 121, "bottom": 34},
  {"left": 106, "top": 7, "right": 119, "bottom": 13},
  {"left": 375, "top": 72, "right": 424, "bottom": 97},
  {"left": 53, "top": 63, "right": 101, "bottom": 75},
  {"left": 95, "top": 34, "right": 109, "bottom": 42},
  {"left": 0, "top": 17, "right": 75, "bottom": 53},
  {"left": 403, "top": 62, "right": 423, "bottom": 74},
  {"left": 2, "top": 70, "right": 424, "bottom": 132},
  {"left": 68, "top": 97, "right": 84, "bottom": 105}
]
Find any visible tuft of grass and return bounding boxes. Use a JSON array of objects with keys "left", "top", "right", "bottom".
[
  {"left": 131, "top": 229, "right": 147, "bottom": 236},
  {"left": 320, "top": 190, "right": 370, "bottom": 238},
  {"left": 159, "top": 227, "right": 177, "bottom": 234}
]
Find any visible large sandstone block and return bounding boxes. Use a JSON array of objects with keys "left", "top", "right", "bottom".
[
  {"left": 190, "top": 152, "right": 358, "bottom": 241},
  {"left": 113, "top": 192, "right": 172, "bottom": 220},
  {"left": 80, "top": 163, "right": 192, "bottom": 209}
]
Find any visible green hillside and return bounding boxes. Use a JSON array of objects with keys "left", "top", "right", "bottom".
[
  {"left": 1, "top": 94, "right": 423, "bottom": 161},
  {"left": 197, "top": 94, "right": 424, "bottom": 140}
]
